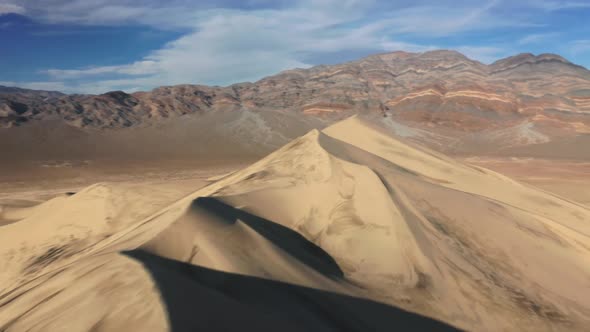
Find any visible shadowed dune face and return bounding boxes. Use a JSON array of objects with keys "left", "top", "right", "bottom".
[
  {"left": 0, "top": 116, "right": 589, "bottom": 331},
  {"left": 190, "top": 197, "right": 344, "bottom": 279},
  {"left": 0, "top": 186, "right": 458, "bottom": 332},
  {"left": 162, "top": 117, "right": 590, "bottom": 330},
  {"left": 139, "top": 196, "right": 350, "bottom": 292},
  {"left": 124, "top": 250, "right": 459, "bottom": 332}
]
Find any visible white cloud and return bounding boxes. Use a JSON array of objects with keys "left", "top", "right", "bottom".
[
  {"left": 0, "top": 3, "right": 24, "bottom": 14},
  {"left": 6, "top": 0, "right": 577, "bottom": 93},
  {"left": 530, "top": 0, "right": 590, "bottom": 11},
  {"left": 5, "top": 1, "right": 195, "bottom": 28},
  {"left": 28, "top": 1, "right": 527, "bottom": 93},
  {"left": 43, "top": 61, "right": 160, "bottom": 79},
  {"left": 377, "top": 1, "right": 499, "bottom": 36},
  {"left": 517, "top": 32, "right": 559, "bottom": 45},
  {"left": 367, "top": 0, "right": 543, "bottom": 38}
]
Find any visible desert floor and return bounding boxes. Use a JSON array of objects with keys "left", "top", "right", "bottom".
[
  {"left": 0, "top": 161, "right": 249, "bottom": 226},
  {"left": 2, "top": 157, "right": 587, "bottom": 215},
  {"left": 464, "top": 157, "right": 590, "bottom": 206}
]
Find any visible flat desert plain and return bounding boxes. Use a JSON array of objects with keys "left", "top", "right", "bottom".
[{"left": 464, "top": 157, "right": 590, "bottom": 206}]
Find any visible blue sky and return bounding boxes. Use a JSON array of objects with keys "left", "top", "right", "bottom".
[{"left": 1, "top": 0, "right": 589, "bottom": 94}]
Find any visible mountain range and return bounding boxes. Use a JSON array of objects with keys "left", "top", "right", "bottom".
[{"left": 1, "top": 50, "right": 590, "bottom": 162}]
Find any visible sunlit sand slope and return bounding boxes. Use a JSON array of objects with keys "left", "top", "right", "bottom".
[{"left": 1, "top": 116, "right": 589, "bottom": 331}]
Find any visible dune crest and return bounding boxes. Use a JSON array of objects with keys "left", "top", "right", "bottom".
[{"left": 1, "top": 117, "right": 590, "bottom": 331}]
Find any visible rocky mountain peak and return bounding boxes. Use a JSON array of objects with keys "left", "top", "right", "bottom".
[{"left": 490, "top": 52, "right": 585, "bottom": 72}]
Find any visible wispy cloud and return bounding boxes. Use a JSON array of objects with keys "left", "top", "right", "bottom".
[
  {"left": 531, "top": 0, "right": 590, "bottom": 11},
  {"left": 7, "top": 0, "right": 542, "bottom": 33},
  {"left": 16, "top": 1, "right": 522, "bottom": 93},
  {"left": 375, "top": 0, "right": 539, "bottom": 37},
  {"left": 43, "top": 60, "right": 160, "bottom": 79},
  {"left": 517, "top": 32, "right": 559, "bottom": 45},
  {"left": 0, "top": 3, "right": 24, "bottom": 15}
]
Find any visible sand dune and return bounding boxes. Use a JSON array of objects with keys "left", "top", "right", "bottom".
[{"left": 1, "top": 116, "right": 589, "bottom": 331}]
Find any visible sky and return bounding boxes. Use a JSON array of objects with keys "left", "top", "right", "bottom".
[{"left": 1, "top": 0, "right": 589, "bottom": 94}]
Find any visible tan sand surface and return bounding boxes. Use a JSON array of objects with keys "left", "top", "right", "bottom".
[
  {"left": 1, "top": 116, "right": 589, "bottom": 331},
  {"left": 463, "top": 157, "right": 590, "bottom": 206}
]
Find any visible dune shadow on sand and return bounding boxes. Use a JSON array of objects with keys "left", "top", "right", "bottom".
[
  {"left": 190, "top": 196, "right": 344, "bottom": 279},
  {"left": 124, "top": 249, "right": 461, "bottom": 332}
]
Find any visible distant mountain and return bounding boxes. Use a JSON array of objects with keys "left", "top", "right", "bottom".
[
  {"left": 0, "top": 85, "right": 65, "bottom": 97},
  {"left": 1, "top": 50, "right": 589, "bottom": 161},
  {"left": 0, "top": 86, "right": 65, "bottom": 126}
]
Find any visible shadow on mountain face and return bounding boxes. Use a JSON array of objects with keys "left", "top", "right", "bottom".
[
  {"left": 124, "top": 250, "right": 461, "bottom": 332},
  {"left": 191, "top": 196, "right": 344, "bottom": 279}
]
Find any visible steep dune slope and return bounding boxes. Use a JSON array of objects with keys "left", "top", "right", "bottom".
[
  {"left": 1, "top": 117, "right": 589, "bottom": 331},
  {"left": 320, "top": 118, "right": 590, "bottom": 328},
  {"left": 153, "top": 117, "right": 590, "bottom": 330}
]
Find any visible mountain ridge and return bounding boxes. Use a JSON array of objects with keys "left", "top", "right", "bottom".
[
  {"left": 1, "top": 49, "right": 589, "bottom": 161},
  {"left": 1, "top": 50, "right": 588, "bottom": 96}
]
